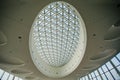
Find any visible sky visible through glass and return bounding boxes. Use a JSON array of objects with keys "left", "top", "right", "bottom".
[
  {"left": 0, "top": 69, "right": 22, "bottom": 80},
  {"left": 80, "top": 52, "right": 120, "bottom": 80},
  {"left": 32, "top": 2, "right": 80, "bottom": 67}
]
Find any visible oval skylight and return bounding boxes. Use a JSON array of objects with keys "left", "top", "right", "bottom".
[{"left": 29, "top": 1, "right": 87, "bottom": 78}]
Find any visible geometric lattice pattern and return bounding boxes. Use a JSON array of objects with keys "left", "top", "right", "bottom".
[
  {"left": 32, "top": 2, "right": 80, "bottom": 67},
  {"left": 80, "top": 53, "right": 120, "bottom": 80},
  {"left": 0, "top": 69, "right": 23, "bottom": 80}
]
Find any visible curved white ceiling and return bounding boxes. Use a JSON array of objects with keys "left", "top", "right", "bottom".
[{"left": 0, "top": 0, "right": 120, "bottom": 80}]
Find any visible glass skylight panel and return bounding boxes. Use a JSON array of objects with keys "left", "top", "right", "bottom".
[
  {"left": 14, "top": 77, "right": 18, "bottom": 80},
  {"left": 8, "top": 74, "right": 13, "bottom": 80},
  {"left": 85, "top": 76, "right": 89, "bottom": 80},
  {"left": 79, "top": 52, "right": 120, "bottom": 80},
  {"left": 111, "top": 57, "right": 120, "bottom": 66},
  {"left": 30, "top": 1, "right": 87, "bottom": 78},
  {"left": 0, "top": 69, "right": 4, "bottom": 78},
  {"left": 117, "top": 66, "right": 120, "bottom": 72},
  {"left": 106, "top": 61, "right": 113, "bottom": 70},
  {"left": 91, "top": 72, "right": 95, "bottom": 78},
  {"left": 105, "top": 72, "right": 114, "bottom": 80},
  {"left": 34, "top": 4, "right": 80, "bottom": 66},
  {"left": 97, "top": 76, "right": 102, "bottom": 80},
  {"left": 1, "top": 72, "right": 9, "bottom": 80},
  {"left": 110, "top": 69, "right": 120, "bottom": 79},
  {"left": 93, "top": 78, "right": 97, "bottom": 80},
  {"left": 94, "top": 70, "right": 99, "bottom": 76},
  {"left": 98, "top": 68, "right": 103, "bottom": 74},
  {"left": 101, "top": 74, "right": 107, "bottom": 80},
  {"left": 116, "top": 53, "right": 120, "bottom": 60},
  {"left": 102, "top": 65, "right": 108, "bottom": 72},
  {"left": 89, "top": 74, "right": 92, "bottom": 79},
  {"left": 82, "top": 77, "right": 85, "bottom": 80}
]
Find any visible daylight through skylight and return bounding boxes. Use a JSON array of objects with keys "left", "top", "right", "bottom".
[{"left": 32, "top": 2, "right": 80, "bottom": 67}]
